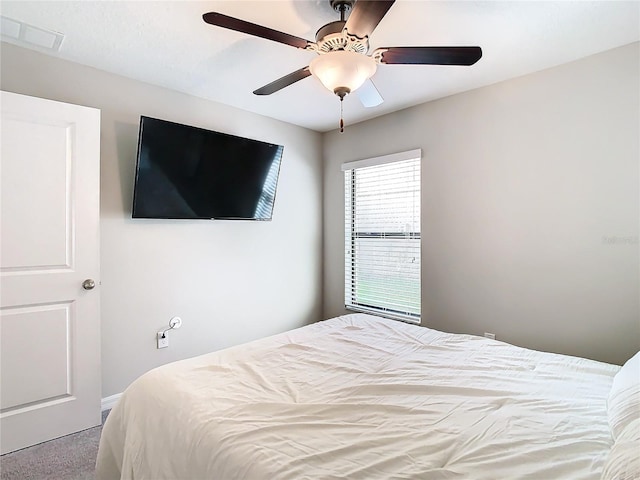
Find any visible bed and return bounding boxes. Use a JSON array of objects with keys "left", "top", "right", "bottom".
[{"left": 96, "top": 313, "right": 639, "bottom": 480}]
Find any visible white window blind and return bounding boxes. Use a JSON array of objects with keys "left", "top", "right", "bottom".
[{"left": 343, "top": 150, "right": 421, "bottom": 323}]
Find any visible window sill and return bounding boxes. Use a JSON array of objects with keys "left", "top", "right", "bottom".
[{"left": 345, "top": 305, "right": 421, "bottom": 325}]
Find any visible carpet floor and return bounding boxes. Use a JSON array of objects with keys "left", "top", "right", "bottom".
[{"left": 0, "top": 411, "right": 108, "bottom": 480}]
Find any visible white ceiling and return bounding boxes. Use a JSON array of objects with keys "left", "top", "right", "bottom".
[{"left": 1, "top": 1, "right": 638, "bottom": 132}]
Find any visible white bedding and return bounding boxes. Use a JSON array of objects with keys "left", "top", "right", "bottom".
[{"left": 96, "top": 313, "right": 619, "bottom": 479}]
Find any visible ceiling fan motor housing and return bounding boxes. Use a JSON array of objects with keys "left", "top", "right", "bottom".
[{"left": 313, "top": 20, "right": 368, "bottom": 54}]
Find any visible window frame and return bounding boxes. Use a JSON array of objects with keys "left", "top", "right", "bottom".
[{"left": 342, "top": 149, "right": 422, "bottom": 324}]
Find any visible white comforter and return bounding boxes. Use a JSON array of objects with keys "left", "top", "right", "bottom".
[{"left": 96, "top": 313, "right": 619, "bottom": 479}]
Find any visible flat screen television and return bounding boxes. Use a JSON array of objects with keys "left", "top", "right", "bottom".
[{"left": 132, "top": 116, "right": 284, "bottom": 220}]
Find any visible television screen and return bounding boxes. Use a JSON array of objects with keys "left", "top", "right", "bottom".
[{"left": 132, "top": 116, "right": 284, "bottom": 220}]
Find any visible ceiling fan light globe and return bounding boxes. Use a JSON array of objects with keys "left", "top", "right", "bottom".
[{"left": 310, "top": 51, "right": 377, "bottom": 96}]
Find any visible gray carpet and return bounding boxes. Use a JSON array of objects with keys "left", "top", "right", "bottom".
[{"left": 0, "top": 411, "right": 109, "bottom": 480}]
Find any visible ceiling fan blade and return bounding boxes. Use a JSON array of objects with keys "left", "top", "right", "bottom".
[
  {"left": 356, "top": 78, "right": 384, "bottom": 108},
  {"left": 253, "top": 67, "right": 312, "bottom": 95},
  {"left": 376, "top": 46, "right": 482, "bottom": 65},
  {"left": 203, "top": 12, "right": 312, "bottom": 50},
  {"left": 344, "top": 0, "right": 395, "bottom": 39}
]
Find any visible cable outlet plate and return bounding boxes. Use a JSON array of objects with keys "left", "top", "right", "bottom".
[{"left": 157, "top": 332, "right": 169, "bottom": 349}]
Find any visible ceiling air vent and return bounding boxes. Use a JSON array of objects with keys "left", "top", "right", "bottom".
[{"left": 1, "top": 16, "right": 64, "bottom": 51}]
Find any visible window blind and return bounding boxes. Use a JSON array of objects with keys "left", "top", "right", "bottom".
[{"left": 343, "top": 150, "right": 421, "bottom": 323}]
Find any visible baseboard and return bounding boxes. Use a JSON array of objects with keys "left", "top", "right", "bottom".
[{"left": 101, "top": 393, "right": 122, "bottom": 412}]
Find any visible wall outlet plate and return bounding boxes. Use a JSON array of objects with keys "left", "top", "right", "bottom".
[
  {"left": 484, "top": 332, "right": 496, "bottom": 340},
  {"left": 157, "top": 332, "right": 169, "bottom": 349}
]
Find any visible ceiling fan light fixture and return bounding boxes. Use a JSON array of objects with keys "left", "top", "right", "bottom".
[{"left": 309, "top": 51, "right": 377, "bottom": 98}]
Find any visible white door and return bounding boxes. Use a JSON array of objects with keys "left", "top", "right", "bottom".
[{"left": 0, "top": 91, "right": 101, "bottom": 454}]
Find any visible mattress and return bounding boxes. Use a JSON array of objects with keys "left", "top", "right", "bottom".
[{"left": 96, "top": 313, "right": 619, "bottom": 479}]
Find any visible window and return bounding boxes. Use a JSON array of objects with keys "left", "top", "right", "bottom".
[{"left": 343, "top": 149, "right": 421, "bottom": 323}]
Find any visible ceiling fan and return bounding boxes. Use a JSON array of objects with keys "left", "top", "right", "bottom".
[{"left": 203, "top": 0, "right": 482, "bottom": 131}]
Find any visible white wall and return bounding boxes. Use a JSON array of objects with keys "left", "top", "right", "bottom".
[
  {"left": 323, "top": 42, "right": 640, "bottom": 366},
  {"left": 1, "top": 43, "right": 324, "bottom": 397}
]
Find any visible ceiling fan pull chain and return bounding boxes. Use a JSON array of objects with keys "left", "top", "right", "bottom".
[{"left": 339, "top": 96, "right": 345, "bottom": 133}]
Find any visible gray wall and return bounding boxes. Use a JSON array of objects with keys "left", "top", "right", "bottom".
[
  {"left": 323, "top": 42, "right": 640, "bottom": 366},
  {"left": 1, "top": 43, "right": 324, "bottom": 397},
  {"left": 2, "top": 38, "right": 638, "bottom": 400}
]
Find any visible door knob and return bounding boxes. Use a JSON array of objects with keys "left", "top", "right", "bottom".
[{"left": 82, "top": 279, "right": 96, "bottom": 290}]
